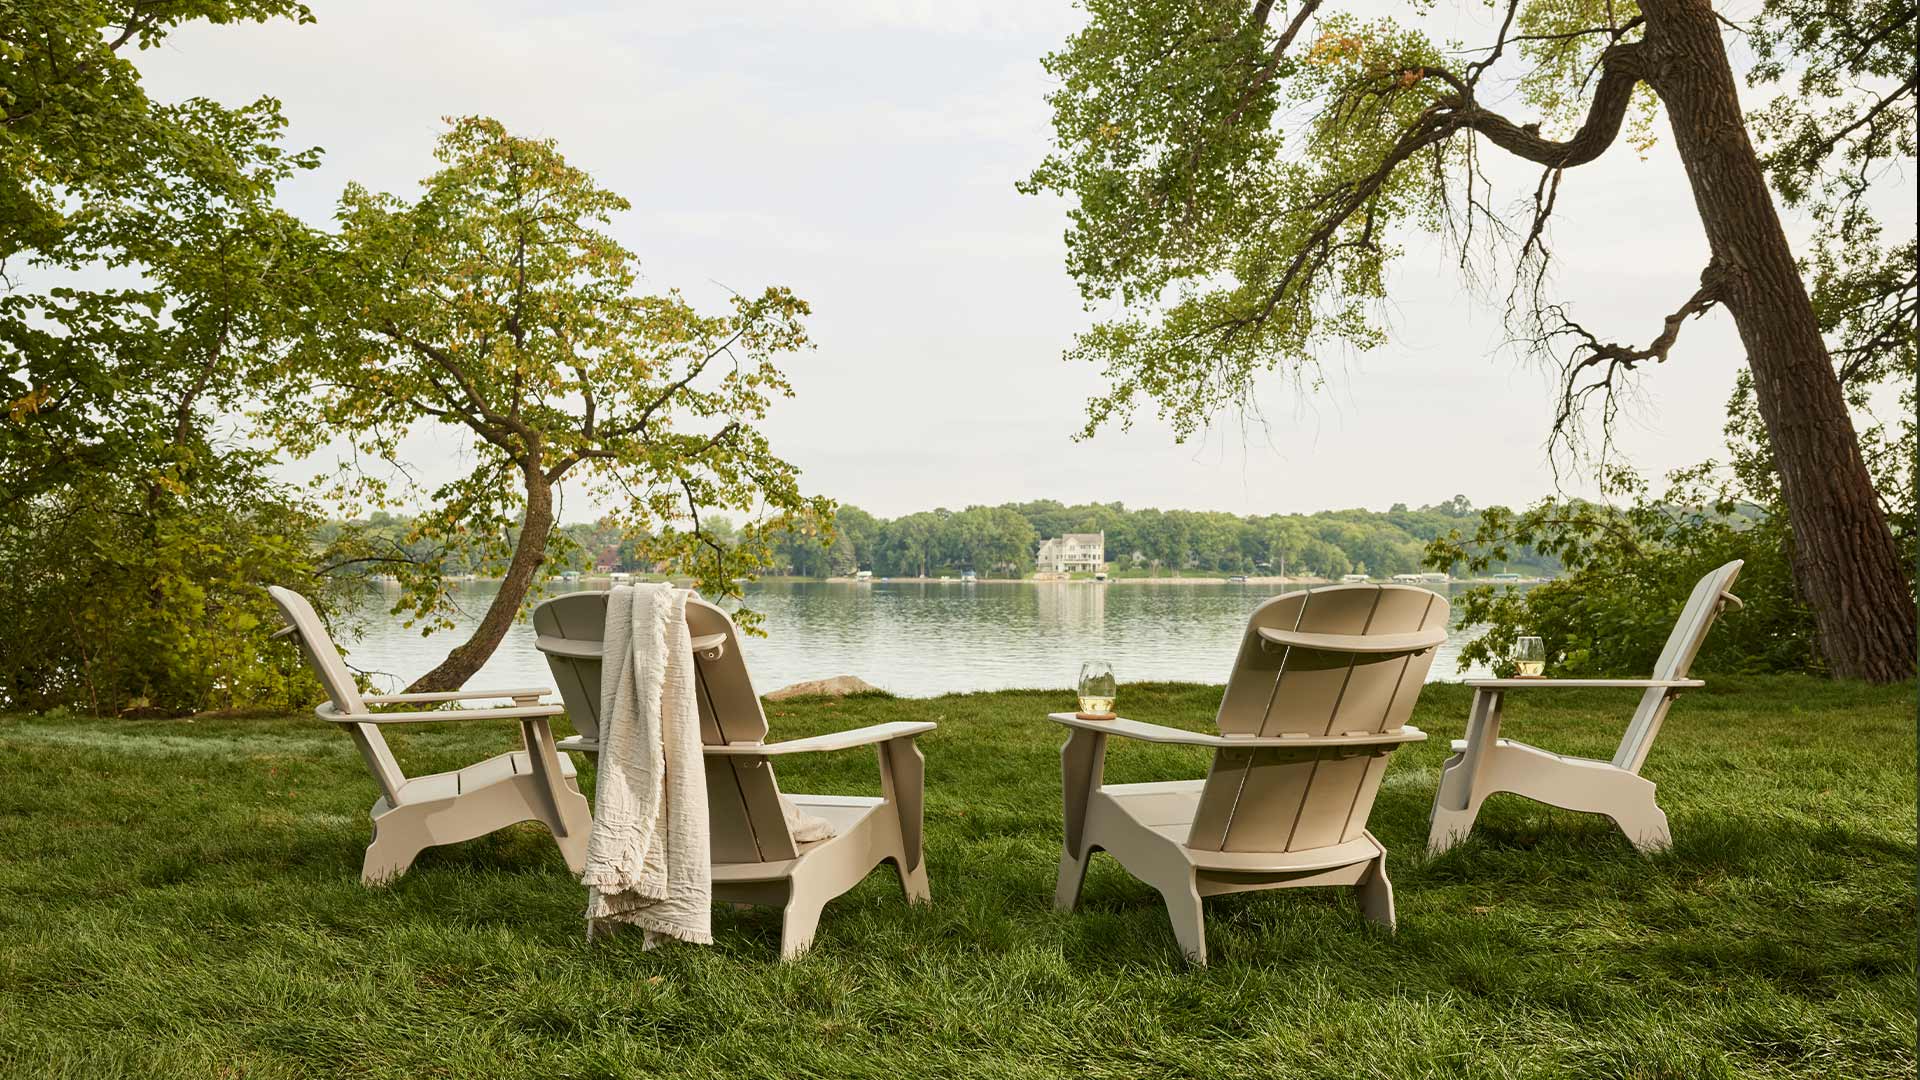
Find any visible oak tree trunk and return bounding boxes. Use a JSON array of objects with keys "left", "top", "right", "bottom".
[
  {"left": 1639, "top": 0, "right": 1916, "bottom": 681},
  {"left": 406, "top": 460, "right": 554, "bottom": 693}
]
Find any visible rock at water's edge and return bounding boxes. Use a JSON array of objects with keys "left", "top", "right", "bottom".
[{"left": 764, "top": 675, "right": 886, "bottom": 701}]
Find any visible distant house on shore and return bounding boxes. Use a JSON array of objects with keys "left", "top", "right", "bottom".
[{"left": 1036, "top": 531, "right": 1105, "bottom": 575}]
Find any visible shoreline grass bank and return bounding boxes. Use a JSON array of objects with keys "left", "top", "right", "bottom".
[{"left": 1, "top": 676, "right": 1912, "bottom": 1077}]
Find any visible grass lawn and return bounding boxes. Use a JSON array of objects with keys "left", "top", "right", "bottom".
[{"left": 1, "top": 676, "right": 1913, "bottom": 1078}]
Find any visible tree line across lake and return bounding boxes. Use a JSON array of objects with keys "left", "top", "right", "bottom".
[{"left": 320, "top": 495, "right": 1560, "bottom": 583}]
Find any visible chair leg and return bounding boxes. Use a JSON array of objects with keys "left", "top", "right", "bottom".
[
  {"left": 894, "top": 855, "right": 931, "bottom": 905},
  {"left": 780, "top": 885, "right": 828, "bottom": 961},
  {"left": 361, "top": 813, "right": 429, "bottom": 885},
  {"left": 1354, "top": 854, "right": 1396, "bottom": 930},
  {"left": 1160, "top": 875, "right": 1208, "bottom": 966},
  {"left": 545, "top": 781, "right": 594, "bottom": 877},
  {"left": 1610, "top": 793, "right": 1672, "bottom": 854},
  {"left": 1427, "top": 798, "right": 1485, "bottom": 855},
  {"left": 1054, "top": 844, "right": 1093, "bottom": 912},
  {"left": 1427, "top": 751, "right": 1484, "bottom": 853},
  {"left": 877, "top": 737, "right": 926, "bottom": 881}
]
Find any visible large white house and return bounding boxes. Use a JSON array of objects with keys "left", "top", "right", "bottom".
[{"left": 1036, "top": 531, "right": 1105, "bottom": 574}]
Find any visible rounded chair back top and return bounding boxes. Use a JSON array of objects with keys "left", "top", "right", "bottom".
[
  {"left": 267, "top": 585, "right": 368, "bottom": 717},
  {"left": 1215, "top": 583, "right": 1451, "bottom": 738},
  {"left": 532, "top": 589, "right": 769, "bottom": 746}
]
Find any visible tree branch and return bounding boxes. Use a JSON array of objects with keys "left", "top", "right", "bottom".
[
  {"left": 1449, "top": 42, "right": 1647, "bottom": 168},
  {"left": 1547, "top": 262, "right": 1728, "bottom": 450}
]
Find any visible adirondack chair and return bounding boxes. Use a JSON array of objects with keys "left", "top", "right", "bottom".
[
  {"left": 267, "top": 586, "right": 592, "bottom": 884},
  {"left": 1426, "top": 560, "right": 1743, "bottom": 855},
  {"left": 1052, "top": 583, "right": 1447, "bottom": 964},
  {"left": 533, "top": 590, "right": 934, "bottom": 960}
]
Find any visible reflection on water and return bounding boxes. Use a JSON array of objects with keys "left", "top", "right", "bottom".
[{"left": 343, "top": 580, "right": 1494, "bottom": 699}]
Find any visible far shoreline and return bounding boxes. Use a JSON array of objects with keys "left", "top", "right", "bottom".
[{"left": 394, "top": 573, "right": 1550, "bottom": 588}]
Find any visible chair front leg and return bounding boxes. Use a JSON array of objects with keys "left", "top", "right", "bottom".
[
  {"left": 1056, "top": 727, "right": 1107, "bottom": 911},
  {"left": 362, "top": 807, "right": 432, "bottom": 885},
  {"left": 1428, "top": 689, "right": 1503, "bottom": 853},
  {"left": 1354, "top": 853, "right": 1395, "bottom": 930},
  {"left": 876, "top": 735, "right": 929, "bottom": 902},
  {"left": 520, "top": 715, "right": 594, "bottom": 875}
]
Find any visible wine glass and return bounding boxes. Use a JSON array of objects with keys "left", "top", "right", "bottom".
[
  {"left": 1077, "top": 660, "right": 1117, "bottom": 718},
  {"left": 1513, "top": 636, "right": 1546, "bottom": 678}
]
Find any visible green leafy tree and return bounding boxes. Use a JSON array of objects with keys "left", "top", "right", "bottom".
[
  {"left": 834, "top": 505, "right": 884, "bottom": 572},
  {"left": 0, "top": 449, "right": 330, "bottom": 714},
  {"left": 278, "top": 117, "right": 825, "bottom": 691},
  {"left": 0, "top": 2, "right": 338, "bottom": 714},
  {"left": 1021, "top": 0, "right": 1914, "bottom": 680},
  {"left": 1, "top": 0, "right": 315, "bottom": 502},
  {"left": 885, "top": 511, "right": 944, "bottom": 578},
  {"left": 1429, "top": 465, "right": 1813, "bottom": 677}
]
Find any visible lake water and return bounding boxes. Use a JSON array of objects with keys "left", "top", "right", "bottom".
[{"left": 343, "top": 580, "right": 1495, "bottom": 698}]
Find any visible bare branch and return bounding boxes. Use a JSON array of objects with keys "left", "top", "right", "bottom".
[{"left": 1545, "top": 262, "right": 1728, "bottom": 454}]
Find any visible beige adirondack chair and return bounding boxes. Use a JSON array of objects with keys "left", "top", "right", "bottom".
[
  {"left": 1426, "top": 560, "right": 1743, "bottom": 855},
  {"left": 267, "top": 586, "right": 592, "bottom": 884},
  {"left": 1052, "top": 583, "right": 1448, "bottom": 964},
  {"left": 533, "top": 590, "right": 934, "bottom": 959}
]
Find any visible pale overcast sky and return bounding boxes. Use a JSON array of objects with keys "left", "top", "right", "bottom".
[{"left": 134, "top": 1, "right": 1908, "bottom": 521}]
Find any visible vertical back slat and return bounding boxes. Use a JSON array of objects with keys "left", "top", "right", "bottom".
[
  {"left": 686, "top": 598, "right": 771, "bottom": 744},
  {"left": 1343, "top": 586, "right": 1445, "bottom": 734},
  {"left": 1190, "top": 583, "right": 1449, "bottom": 854},
  {"left": 705, "top": 758, "right": 765, "bottom": 863},
  {"left": 1340, "top": 751, "right": 1394, "bottom": 843},
  {"left": 533, "top": 592, "right": 609, "bottom": 743},
  {"left": 1186, "top": 747, "right": 1255, "bottom": 850}
]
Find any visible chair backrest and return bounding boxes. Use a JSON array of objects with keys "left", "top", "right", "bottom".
[
  {"left": 533, "top": 589, "right": 798, "bottom": 864},
  {"left": 266, "top": 586, "right": 407, "bottom": 804},
  {"left": 1612, "top": 560, "right": 1744, "bottom": 773},
  {"left": 1187, "top": 584, "right": 1449, "bottom": 854}
]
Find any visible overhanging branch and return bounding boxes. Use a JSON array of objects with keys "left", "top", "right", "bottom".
[
  {"left": 1546, "top": 261, "right": 1728, "bottom": 452},
  {"left": 1221, "top": 39, "right": 1650, "bottom": 341},
  {"left": 1449, "top": 42, "right": 1647, "bottom": 169}
]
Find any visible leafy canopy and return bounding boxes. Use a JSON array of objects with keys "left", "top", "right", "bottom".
[
  {"left": 2, "top": 0, "right": 320, "bottom": 501},
  {"left": 1, "top": 0, "right": 335, "bottom": 713},
  {"left": 1020, "top": 3, "right": 1453, "bottom": 439},
  {"left": 1021, "top": 1, "right": 1914, "bottom": 451},
  {"left": 277, "top": 117, "right": 825, "bottom": 634}
]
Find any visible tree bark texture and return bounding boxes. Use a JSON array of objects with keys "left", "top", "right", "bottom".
[
  {"left": 1638, "top": 0, "right": 1915, "bottom": 681},
  {"left": 406, "top": 460, "right": 554, "bottom": 693}
]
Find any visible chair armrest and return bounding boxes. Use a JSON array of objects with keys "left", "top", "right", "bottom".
[
  {"left": 535, "top": 635, "right": 599, "bottom": 659},
  {"left": 1464, "top": 678, "right": 1705, "bottom": 691},
  {"left": 1047, "top": 713, "right": 1425, "bottom": 748},
  {"left": 317, "top": 702, "right": 566, "bottom": 725},
  {"left": 361, "top": 687, "right": 552, "bottom": 705},
  {"left": 703, "top": 721, "right": 936, "bottom": 756}
]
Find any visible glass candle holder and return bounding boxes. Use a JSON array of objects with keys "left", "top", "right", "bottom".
[
  {"left": 1513, "top": 636, "right": 1546, "bottom": 678},
  {"left": 1077, "top": 660, "right": 1117, "bottom": 718}
]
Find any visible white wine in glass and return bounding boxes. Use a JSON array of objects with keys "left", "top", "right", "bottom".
[
  {"left": 1077, "top": 660, "right": 1117, "bottom": 718},
  {"left": 1513, "top": 636, "right": 1546, "bottom": 678}
]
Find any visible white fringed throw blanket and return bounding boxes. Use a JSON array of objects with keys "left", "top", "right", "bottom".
[{"left": 580, "top": 584, "right": 712, "bottom": 946}]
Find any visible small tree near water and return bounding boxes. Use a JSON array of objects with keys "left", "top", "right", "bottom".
[{"left": 278, "top": 117, "right": 825, "bottom": 692}]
